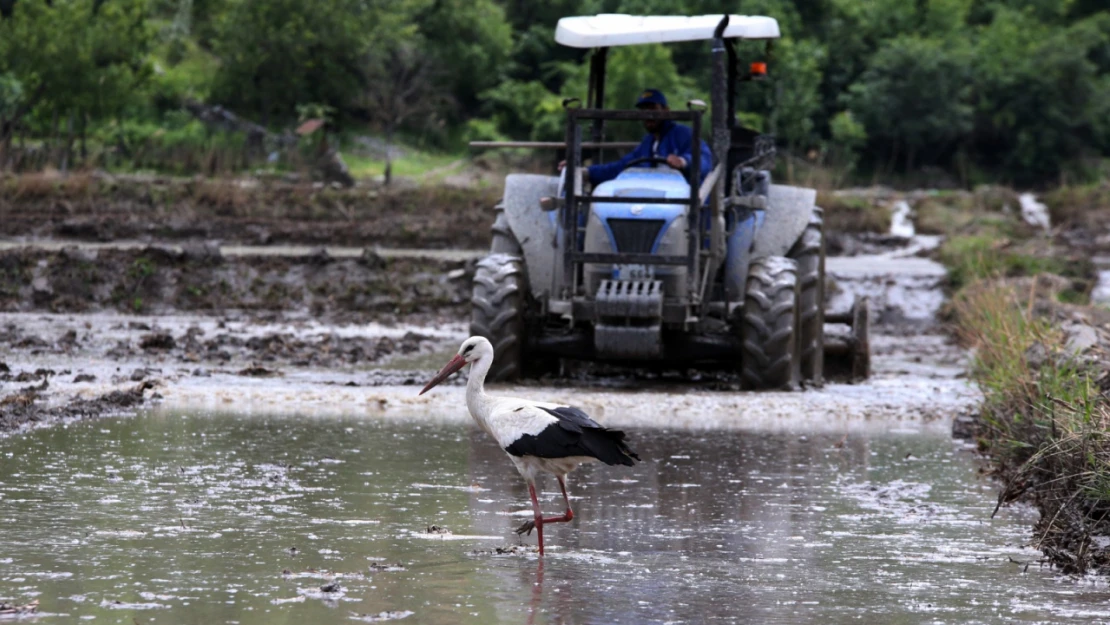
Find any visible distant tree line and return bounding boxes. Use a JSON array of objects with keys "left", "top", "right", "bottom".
[{"left": 0, "top": 0, "right": 1107, "bottom": 185}]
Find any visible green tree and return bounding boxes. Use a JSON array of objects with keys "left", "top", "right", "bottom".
[
  {"left": 209, "top": 0, "right": 397, "bottom": 125},
  {"left": 827, "top": 109, "right": 867, "bottom": 180},
  {"left": 969, "top": 9, "right": 1110, "bottom": 180},
  {"left": 363, "top": 42, "right": 445, "bottom": 184},
  {"left": 479, "top": 79, "right": 560, "bottom": 141},
  {"left": 560, "top": 43, "right": 701, "bottom": 141},
  {"left": 481, "top": 41, "right": 701, "bottom": 143},
  {"left": 763, "top": 37, "right": 825, "bottom": 151},
  {"left": 844, "top": 35, "right": 973, "bottom": 172},
  {"left": 501, "top": 0, "right": 587, "bottom": 89},
  {"left": 0, "top": 72, "right": 23, "bottom": 160},
  {"left": 0, "top": 0, "right": 153, "bottom": 163},
  {"left": 413, "top": 0, "right": 512, "bottom": 118}
]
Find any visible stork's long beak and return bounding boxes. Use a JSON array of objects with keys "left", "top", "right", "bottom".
[{"left": 419, "top": 354, "right": 467, "bottom": 395}]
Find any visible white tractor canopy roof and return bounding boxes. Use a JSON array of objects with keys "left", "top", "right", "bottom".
[{"left": 555, "top": 14, "right": 780, "bottom": 49}]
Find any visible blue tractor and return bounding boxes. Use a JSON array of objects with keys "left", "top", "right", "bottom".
[{"left": 470, "top": 13, "right": 869, "bottom": 389}]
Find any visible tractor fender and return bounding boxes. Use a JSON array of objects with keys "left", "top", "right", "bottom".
[
  {"left": 752, "top": 184, "right": 818, "bottom": 257},
  {"left": 500, "top": 173, "right": 563, "bottom": 299},
  {"left": 724, "top": 209, "right": 765, "bottom": 302}
]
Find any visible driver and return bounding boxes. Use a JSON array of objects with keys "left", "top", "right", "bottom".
[{"left": 565, "top": 88, "right": 714, "bottom": 186}]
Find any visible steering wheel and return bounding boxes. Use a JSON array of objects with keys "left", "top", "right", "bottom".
[{"left": 624, "top": 156, "right": 681, "bottom": 170}]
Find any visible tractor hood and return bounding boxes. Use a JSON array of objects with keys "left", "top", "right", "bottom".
[
  {"left": 593, "top": 167, "right": 690, "bottom": 201},
  {"left": 591, "top": 168, "right": 690, "bottom": 254}
]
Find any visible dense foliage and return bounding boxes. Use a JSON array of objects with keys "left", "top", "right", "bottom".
[{"left": 0, "top": 0, "right": 1107, "bottom": 184}]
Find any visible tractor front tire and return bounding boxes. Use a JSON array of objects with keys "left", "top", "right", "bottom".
[
  {"left": 470, "top": 254, "right": 526, "bottom": 382},
  {"left": 739, "top": 256, "right": 801, "bottom": 390},
  {"left": 788, "top": 208, "right": 825, "bottom": 387}
]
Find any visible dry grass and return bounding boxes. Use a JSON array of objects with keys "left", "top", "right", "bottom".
[
  {"left": 914, "top": 197, "right": 970, "bottom": 235},
  {"left": 970, "top": 185, "right": 1020, "bottom": 213},
  {"left": 61, "top": 171, "right": 96, "bottom": 199},
  {"left": 937, "top": 236, "right": 1085, "bottom": 292},
  {"left": 817, "top": 192, "right": 892, "bottom": 233},
  {"left": 191, "top": 179, "right": 250, "bottom": 214},
  {"left": 1042, "top": 182, "right": 1110, "bottom": 228},
  {"left": 11, "top": 171, "right": 60, "bottom": 199},
  {"left": 953, "top": 279, "right": 1110, "bottom": 574}
]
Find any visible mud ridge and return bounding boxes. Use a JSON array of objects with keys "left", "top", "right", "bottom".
[
  {"left": 0, "top": 173, "right": 501, "bottom": 249},
  {"left": 0, "top": 246, "right": 474, "bottom": 319},
  {"left": 0, "top": 378, "right": 154, "bottom": 434},
  {"left": 957, "top": 281, "right": 1110, "bottom": 575}
]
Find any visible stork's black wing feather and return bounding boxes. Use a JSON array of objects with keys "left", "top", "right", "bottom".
[
  {"left": 541, "top": 405, "right": 602, "bottom": 432},
  {"left": 503, "top": 405, "right": 641, "bottom": 466}
]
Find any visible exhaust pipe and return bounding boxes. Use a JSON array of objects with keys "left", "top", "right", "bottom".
[{"left": 711, "top": 15, "right": 730, "bottom": 173}]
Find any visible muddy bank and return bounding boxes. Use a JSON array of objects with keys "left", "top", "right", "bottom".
[
  {"left": 0, "top": 233, "right": 959, "bottom": 433},
  {"left": 0, "top": 244, "right": 473, "bottom": 432},
  {"left": 0, "top": 237, "right": 948, "bottom": 322},
  {"left": 0, "top": 173, "right": 945, "bottom": 252},
  {"left": 0, "top": 309, "right": 977, "bottom": 435},
  {"left": 0, "top": 318, "right": 440, "bottom": 371},
  {"left": 953, "top": 274, "right": 1110, "bottom": 575},
  {"left": 0, "top": 375, "right": 153, "bottom": 434},
  {"left": 0, "top": 172, "right": 501, "bottom": 249},
  {"left": 0, "top": 245, "right": 473, "bottom": 319},
  {"left": 0, "top": 311, "right": 471, "bottom": 434},
  {"left": 0, "top": 235, "right": 965, "bottom": 433}
]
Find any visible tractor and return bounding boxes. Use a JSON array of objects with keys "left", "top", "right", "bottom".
[{"left": 468, "top": 13, "right": 869, "bottom": 390}]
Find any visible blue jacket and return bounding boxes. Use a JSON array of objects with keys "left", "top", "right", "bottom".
[{"left": 587, "top": 120, "right": 714, "bottom": 186}]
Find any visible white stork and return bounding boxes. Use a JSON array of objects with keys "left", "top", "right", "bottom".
[{"left": 419, "top": 336, "right": 640, "bottom": 555}]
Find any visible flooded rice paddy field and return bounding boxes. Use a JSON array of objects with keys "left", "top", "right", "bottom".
[
  {"left": 2, "top": 410, "right": 1109, "bottom": 624},
  {"left": 2, "top": 245, "right": 1109, "bottom": 623}
]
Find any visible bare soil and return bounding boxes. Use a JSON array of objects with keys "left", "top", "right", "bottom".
[
  {"left": 0, "top": 312, "right": 452, "bottom": 434},
  {"left": 0, "top": 376, "right": 153, "bottom": 433},
  {"left": 0, "top": 173, "right": 957, "bottom": 435},
  {"left": 0, "top": 240, "right": 475, "bottom": 432},
  {"left": 0, "top": 245, "right": 473, "bottom": 319},
  {"left": 0, "top": 173, "right": 501, "bottom": 249}
]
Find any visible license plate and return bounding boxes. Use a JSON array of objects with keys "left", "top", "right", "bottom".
[{"left": 613, "top": 264, "right": 655, "bottom": 280}]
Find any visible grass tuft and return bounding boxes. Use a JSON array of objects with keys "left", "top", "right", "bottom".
[
  {"left": 13, "top": 171, "right": 59, "bottom": 199},
  {"left": 938, "top": 235, "right": 1090, "bottom": 295},
  {"left": 1042, "top": 183, "right": 1110, "bottom": 228},
  {"left": 952, "top": 277, "right": 1110, "bottom": 574},
  {"left": 817, "top": 192, "right": 892, "bottom": 233}
]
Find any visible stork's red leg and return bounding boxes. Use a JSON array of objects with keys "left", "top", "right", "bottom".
[
  {"left": 528, "top": 482, "right": 544, "bottom": 555},
  {"left": 537, "top": 475, "right": 574, "bottom": 525},
  {"left": 515, "top": 476, "right": 574, "bottom": 549}
]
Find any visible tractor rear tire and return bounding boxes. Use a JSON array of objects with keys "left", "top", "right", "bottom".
[
  {"left": 739, "top": 256, "right": 801, "bottom": 390},
  {"left": 788, "top": 208, "right": 825, "bottom": 387},
  {"left": 489, "top": 206, "right": 523, "bottom": 255},
  {"left": 470, "top": 254, "right": 526, "bottom": 382}
]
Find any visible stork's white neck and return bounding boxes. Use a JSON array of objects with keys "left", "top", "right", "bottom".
[{"left": 465, "top": 351, "right": 494, "bottom": 433}]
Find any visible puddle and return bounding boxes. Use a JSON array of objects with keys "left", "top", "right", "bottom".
[
  {"left": 1018, "top": 193, "right": 1051, "bottom": 231},
  {"left": 827, "top": 253, "right": 946, "bottom": 324},
  {"left": 0, "top": 412, "right": 1106, "bottom": 624},
  {"left": 889, "top": 200, "right": 915, "bottom": 238},
  {"left": 1090, "top": 256, "right": 1110, "bottom": 307}
]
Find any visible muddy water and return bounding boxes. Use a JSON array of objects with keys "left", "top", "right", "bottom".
[{"left": 1, "top": 411, "right": 1107, "bottom": 624}]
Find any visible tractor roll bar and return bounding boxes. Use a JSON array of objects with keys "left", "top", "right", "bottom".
[
  {"left": 561, "top": 107, "right": 704, "bottom": 300},
  {"left": 712, "top": 15, "right": 733, "bottom": 305},
  {"left": 468, "top": 141, "right": 640, "bottom": 150},
  {"left": 587, "top": 47, "right": 609, "bottom": 161},
  {"left": 568, "top": 109, "right": 700, "bottom": 121}
]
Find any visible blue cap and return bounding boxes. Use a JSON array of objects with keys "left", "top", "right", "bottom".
[{"left": 635, "top": 89, "right": 667, "bottom": 108}]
